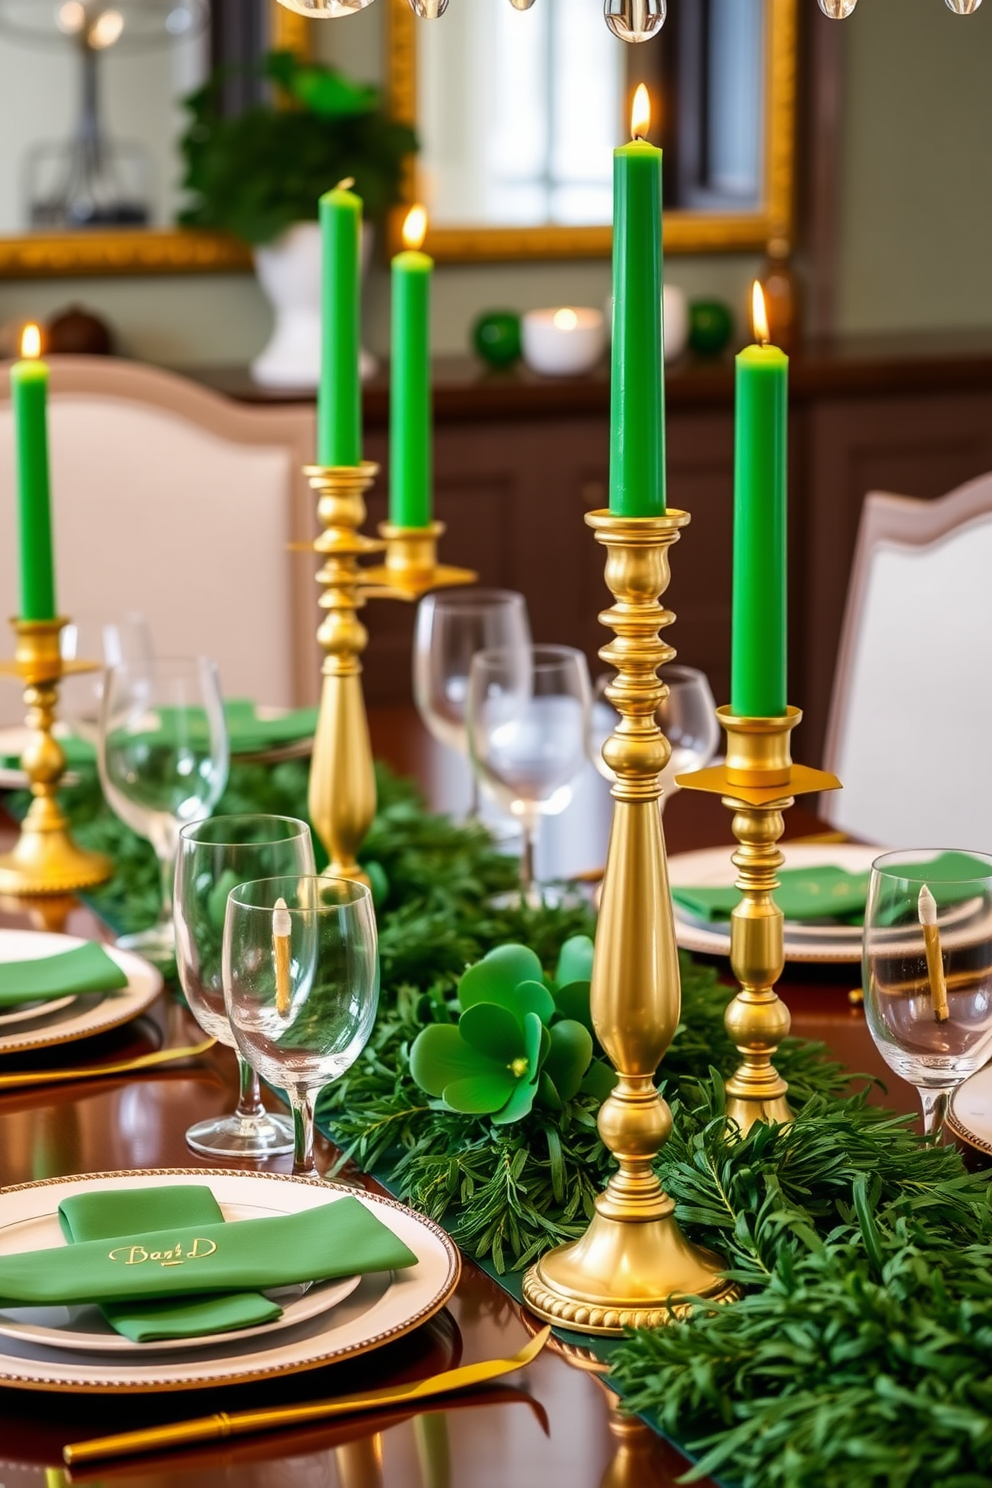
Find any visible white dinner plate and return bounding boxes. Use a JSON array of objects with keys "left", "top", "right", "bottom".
[
  {"left": 948, "top": 1065, "right": 992, "bottom": 1155},
  {"left": 668, "top": 843, "right": 883, "bottom": 964},
  {"left": 0, "top": 930, "right": 162, "bottom": 1055},
  {"left": 0, "top": 1169, "right": 461, "bottom": 1392}
]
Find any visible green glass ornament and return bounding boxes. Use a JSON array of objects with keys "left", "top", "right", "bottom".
[
  {"left": 688, "top": 299, "right": 734, "bottom": 357},
  {"left": 472, "top": 310, "right": 522, "bottom": 369}
]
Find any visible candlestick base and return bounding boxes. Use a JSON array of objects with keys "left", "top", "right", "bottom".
[
  {"left": 522, "top": 509, "right": 737, "bottom": 1335},
  {"left": 361, "top": 522, "right": 476, "bottom": 601},
  {"left": 0, "top": 618, "right": 112, "bottom": 897},
  {"left": 678, "top": 707, "right": 841, "bottom": 1133}
]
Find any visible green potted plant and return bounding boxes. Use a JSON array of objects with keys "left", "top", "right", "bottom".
[{"left": 178, "top": 50, "right": 417, "bottom": 387}]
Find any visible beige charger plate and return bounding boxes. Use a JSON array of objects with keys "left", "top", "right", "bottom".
[
  {"left": 0, "top": 930, "right": 162, "bottom": 1055},
  {"left": 948, "top": 1065, "right": 992, "bottom": 1155},
  {"left": 0, "top": 1169, "right": 461, "bottom": 1393}
]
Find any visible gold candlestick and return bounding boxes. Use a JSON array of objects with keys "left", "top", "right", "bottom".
[
  {"left": 678, "top": 707, "right": 840, "bottom": 1133},
  {"left": 522, "top": 509, "right": 737, "bottom": 1335},
  {"left": 0, "top": 618, "right": 112, "bottom": 896},
  {"left": 361, "top": 521, "right": 475, "bottom": 602}
]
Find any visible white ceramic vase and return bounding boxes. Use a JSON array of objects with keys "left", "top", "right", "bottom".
[{"left": 251, "top": 220, "right": 378, "bottom": 389}]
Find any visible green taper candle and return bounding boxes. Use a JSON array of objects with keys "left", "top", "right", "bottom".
[
  {"left": 317, "top": 183, "right": 363, "bottom": 468},
  {"left": 730, "top": 283, "right": 789, "bottom": 717},
  {"left": 10, "top": 325, "right": 57, "bottom": 621},
  {"left": 609, "top": 85, "right": 665, "bottom": 518},
  {"left": 389, "top": 205, "right": 433, "bottom": 529}
]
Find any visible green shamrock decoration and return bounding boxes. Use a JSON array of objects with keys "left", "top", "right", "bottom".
[{"left": 409, "top": 937, "right": 615, "bottom": 1125}]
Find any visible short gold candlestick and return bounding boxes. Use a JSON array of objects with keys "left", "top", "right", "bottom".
[
  {"left": 678, "top": 707, "right": 840, "bottom": 1133},
  {"left": 361, "top": 521, "right": 475, "bottom": 602},
  {"left": 522, "top": 509, "right": 737, "bottom": 1335},
  {"left": 0, "top": 618, "right": 112, "bottom": 896},
  {"left": 305, "top": 463, "right": 385, "bottom": 886}
]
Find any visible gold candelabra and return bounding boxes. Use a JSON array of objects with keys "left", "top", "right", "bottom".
[
  {"left": 678, "top": 707, "right": 840, "bottom": 1132},
  {"left": 0, "top": 617, "right": 112, "bottom": 896},
  {"left": 522, "top": 508, "right": 737, "bottom": 1334},
  {"left": 305, "top": 467, "right": 475, "bottom": 884}
]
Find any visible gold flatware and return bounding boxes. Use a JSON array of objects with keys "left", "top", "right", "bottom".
[
  {"left": 0, "top": 1036, "right": 217, "bottom": 1091},
  {"left": 64, "top": 1327, "right": 552, "bottom": 1466}
]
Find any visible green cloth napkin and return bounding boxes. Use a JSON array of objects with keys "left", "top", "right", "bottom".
[
  {"left": 0, "top": 941, "right": 129, "bottom": 1009},
  {"left": 58, "top": 1186, "right": 281, "bottom": 1345},
  {"left": 672, "top": 851, "right": 991, "bottom": 925},
  {"left": 0, "top": 1195, "right": 416, "bottom": 1315}
]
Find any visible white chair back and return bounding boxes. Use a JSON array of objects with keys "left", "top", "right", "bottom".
[
  {"left": 0, "top": 357, "right": 318, "bottom": 726},
  {"left": 823, "top": 473, "right": 992, "bottom": 849}
]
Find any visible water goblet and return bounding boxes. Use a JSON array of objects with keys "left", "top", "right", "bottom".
[
  {"left": 223, "top": 875, "right": 379, "bottom": 1177},
  {"left": 59, "top": 612, "right": 154, "bottom": 747},
  {"left": 590, "top": 663, "right": 720, "bottom": 807},
  {"left": 413, "top": 588, "right": 531, "bottom": 818},
  {"left": 863, "top": 849, "right": 992, "bottom": 1136},
  {"left": 174, "top": 814, "right": 316, "bottom": 1159},
  {"left": 99, "top": 656, "right": 229, "bottom": 961},
  {"left": 468, "top": 643, "right": 591, "bottom": 903}
]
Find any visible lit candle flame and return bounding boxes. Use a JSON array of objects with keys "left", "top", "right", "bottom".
[
  {"left": 630, "top": 84, "right": 651, "bottom": 141},
  {"left": 552, "top": 308, "right": 579, "bottom": 331},
  {"left": 20, "top": 324, "right": 41, "bottom": 359},
  {"left": 402, "top": 205, "right": 428, "bottom": 252},
  {"left": 751, "top": 281, "right": 770, "bottom": 346}
]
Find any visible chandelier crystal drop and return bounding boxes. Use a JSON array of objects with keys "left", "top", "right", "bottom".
[
  {"left": 817, "top": 0, "right": 858, "bottom": 16},
  {"left": 509, "top": 0, "right": 537, "bottom": 9},
  {"left": 273, "top": 0, "right": 374, "bottom": 14},
  {"left": 409, "top": 0, "right": 449, "bottom": 15},
  {"left": 945, "top": 0, "right": 982, "bottom": 12},
  {"left": 604, "top": 0, "right": 666, "bottom": 43}
]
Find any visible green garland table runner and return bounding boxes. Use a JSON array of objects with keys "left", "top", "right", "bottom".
[{"left": 38, "top": 762, "right": 992, "bottom": 1488}]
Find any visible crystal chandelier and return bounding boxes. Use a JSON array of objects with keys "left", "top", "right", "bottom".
[
  {"left": 817, "top": 0, "right": 982, "bottom": 12},
  {"left": 273, "top": 0, "right": 985, "bottom": 28}
]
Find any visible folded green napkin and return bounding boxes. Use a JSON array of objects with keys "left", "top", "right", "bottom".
[
  {"left": 0, "top": 941, "right": 129, "bottom": 1009},
  {"left": 672, "top": 851, "right": 990, "bottom": 925},
  {"left": 0, "top": 1196, "right": 416, "bottom": 1316},
  {"left": 58, "top": 1186, "right": 281, "bottom": 1344}
]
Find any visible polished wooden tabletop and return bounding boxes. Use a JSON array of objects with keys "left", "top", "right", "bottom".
[{"left": 0, "top": 710, "right": 915, "bottom": 1488}]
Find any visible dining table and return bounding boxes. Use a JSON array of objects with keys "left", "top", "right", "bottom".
[{"left": 0, "top": 705, "right": 928, "bottom": 1488}]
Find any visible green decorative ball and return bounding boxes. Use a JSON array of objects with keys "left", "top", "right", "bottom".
[
  {"left": 472, "top": 310, "right": 522, "bottom": 368},
  {"left": 688, "top": 299, "right": 734, "bottom": 357}
]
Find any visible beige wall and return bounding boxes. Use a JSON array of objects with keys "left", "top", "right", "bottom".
[{"left": 0, "top": 0, "right": 989, "bottom": 364}]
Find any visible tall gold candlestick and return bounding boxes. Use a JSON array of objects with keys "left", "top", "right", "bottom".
[
  {"left": 522, "top": 509, "right": 736, "bottom": 1335},
  {"left": 678, "top": 708, "right": 840, "bottom": 1133},
  {"left": 0, "top": 618, "right": 112, "bottom": 896}
]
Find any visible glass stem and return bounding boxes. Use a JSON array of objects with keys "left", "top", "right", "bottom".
[
  {"left": 920, "top": 1086, "right": 952, "bottom": 1139},
  {"left": 235, "top": 1053, "right": 265, "bottom": 1122},
  {"left": 519, "top": 813, "right": 538, "bottom": 905},
  {"left": 467, "top": 771, "right": 480, "bottom": 822},
  {"left": 154, "top": 838, "right": 176, "bottom": 928},
  {"left": 290, "top": 1088, "right": 317, "bottom": 1177}
]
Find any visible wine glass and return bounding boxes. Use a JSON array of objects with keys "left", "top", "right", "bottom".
[
  {"left": 591, "top": 664, "right": 720, "bottom": 807},
  {"left": 99, "top": 656, "right": 230, "bottom": 961},
  {"left": 223, "top": 875, "right": 379, "bottom": 1178},
  {"left": 174, "top": 814, "right": 316, "bottom": 1159},
  {"left": 863, "top": 849, "right": 992, "bottom": 1136},
  {"left": 60, "top": 612, "right": 154, "bottom": 747},
  {"left": 413, "top": 589, "right": 531, "bottom": 818},
  {"left": 468, "top": 643, "right": 591, "bottom": 903}
]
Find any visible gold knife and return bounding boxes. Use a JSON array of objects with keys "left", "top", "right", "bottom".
[
  {"left": 0, "top": 1037, "right": 217, "bottom": 1091},
  {"left": 64, "top": 1326, "right": 552, "bottom": 1465}
]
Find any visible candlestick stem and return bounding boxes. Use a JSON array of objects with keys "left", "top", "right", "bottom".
[
  {"left": 522, "top": 509, "right": 736, "bottom": 1334},
  {"left": 0, "top": 618, "right": 112, "bottom": 896}
]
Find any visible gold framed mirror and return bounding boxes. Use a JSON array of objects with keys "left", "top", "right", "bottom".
[
  {"left": 386, "top": 0, "right": 797, "bottom": 261},
  {"left": 0, "top": 0, "right": 307, "bottom": 278}
]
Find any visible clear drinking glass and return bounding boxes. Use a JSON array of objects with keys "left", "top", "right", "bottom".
[
  {"left": 223, "top": 876, "right": 379, "bottom": 1178},
  {"left": 174, "top": 814, "right": 316, "bottom": 1159},
  {"left": 591, "top": 664, "right": 720, "bottom": 807},
  {"left": 413, "top": 588, "right": 531, "bottom": 817},
  {"left": 468, "top": 643, "right": 591, "bottom": 903},
  {"left": 60, "top": 612, "right": 155, "bottom": 747},
  {"left": 863, "top": 849, "right": 992, "bottom": 1136},
  {"left": 99, "top": 656, "right": 230, "bottom": 962}
]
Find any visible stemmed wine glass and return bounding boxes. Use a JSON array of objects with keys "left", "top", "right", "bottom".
[
  {"left": 174, "top": 814, "right": 316, "bottom": 1159},
  {"left": 591, "top": 664, "right": 720, "bottom": 807},
  {"left": 468, "top": 643, "right": 591, "bottom": 904},
  {"left": 863, "top": 849, "right": 992, "bottom": 1136},
  {"left": 413, "top": 589, "right": 531, "bottom": 818},
  {"left": 98, "top": 656, "right": 229, "bottom": 961},
  {"left": 223, "top": 875, "right": 379, "bottom": 1178},
  {"left": 60, "top": 612, "right": 154, "bottom": 747}
]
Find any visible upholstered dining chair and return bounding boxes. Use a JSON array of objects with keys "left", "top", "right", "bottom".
[
  {"left": 822, "top": 472, "right": 992, "bottom": 850},
  {"left": 0, "top": 356, "right": 318, "bottom": 726}
]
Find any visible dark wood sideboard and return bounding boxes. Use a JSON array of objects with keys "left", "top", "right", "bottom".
[{"left": 195, "top": 332, "right": 992, "bottom": 766}]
